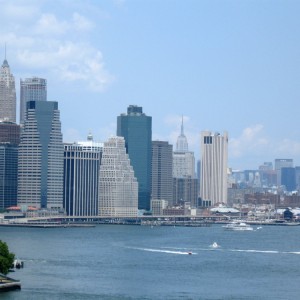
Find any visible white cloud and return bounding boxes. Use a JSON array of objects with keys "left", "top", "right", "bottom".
[
  {"left": 72, "top": 12, "right": 94, "bottom": 31},
  {"left": 229, "top": 124, "right": 269, "bottom": 158},
  {"left": 35, "top": 14, "right": 69, "bottom": 36},
  {"left": 0, "top": 1, "right": 112, "bottom": 93}
]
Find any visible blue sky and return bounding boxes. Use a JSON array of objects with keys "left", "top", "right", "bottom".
[{"left": 1, "top": 0, "right": 300, "bottom": 170}]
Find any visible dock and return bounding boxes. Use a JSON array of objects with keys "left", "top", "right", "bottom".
[{"left": 0, "top": 275, "right": 21, "bottom": 292}]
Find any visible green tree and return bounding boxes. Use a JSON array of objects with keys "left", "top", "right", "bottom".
[{"left": 0, "top": 240, "right": 15, "bottom": 275}]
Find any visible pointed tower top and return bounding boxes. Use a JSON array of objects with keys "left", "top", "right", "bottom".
[
  {"left": 176, "top": 115, "right": 188, "bottom": 152},
  {"left": 2, "top": 44, "right": 9, "bottom": 67}
]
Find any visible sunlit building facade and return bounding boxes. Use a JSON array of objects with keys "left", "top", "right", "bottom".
[
  {"left": 18, "top": 101, "right": 63, "bottom": 209},
  {"left": 20, "top": 77, "right": 47, "bottom": 124},
  {"left": 63, "top": 136, "right": 103, "bottom": 216},
  {"left": 99, "top": 136, "right": 138, "bottom": 217},
  {"left": 200, "top": 131, "right": 228, "bottom": 206},
  {"left": 0, "top": 58, "right": 16, "bottom": 123}
]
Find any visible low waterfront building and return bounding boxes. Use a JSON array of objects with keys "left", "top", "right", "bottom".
[{"left": 151, "top": 199, "right": 168, "bottom": 215}]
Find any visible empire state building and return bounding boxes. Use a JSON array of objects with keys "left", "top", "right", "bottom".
[{"left": 0, "top": 56, "right": 16, "bottom": 123}]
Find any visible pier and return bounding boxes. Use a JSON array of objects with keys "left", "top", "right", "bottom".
[{"left": 0, "top": 275, "right": 21, "bottom": 292}]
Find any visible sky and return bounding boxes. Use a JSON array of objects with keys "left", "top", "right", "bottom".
[{"left": 1, "top": 0, "right": 300, "bottom": 170}]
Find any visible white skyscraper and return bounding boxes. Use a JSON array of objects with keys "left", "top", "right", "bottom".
[
  {"left": 200, "top": 131, "right": 228, "bottom": 206},
  {"left": 0, "top": 57, "right": 16, "bottom": 123},
  {"left": 99, "top": 136, "right": 138, "bottom": 217}
]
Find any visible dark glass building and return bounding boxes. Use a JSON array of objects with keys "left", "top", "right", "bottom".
[
  {"left": 281, "top": 167, "right": 296, "bottom": 192},
  {"left": 117, "top": 105, "right": 152, "bottom": 211},
  {"left": 0, "top": 121, "right": 20, "bottom": 210}
]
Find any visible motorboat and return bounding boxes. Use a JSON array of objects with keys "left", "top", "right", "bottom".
[
  {"left": 210, "top": 242, "right": 220, "bottom": 248},
  {"left": 223, "top": 221, "right": 253, "bottom": 231}
]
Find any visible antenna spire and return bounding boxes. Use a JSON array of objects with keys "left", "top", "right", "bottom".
[{"left": 4, "top": 43, "right": 6, "bottom": 60}]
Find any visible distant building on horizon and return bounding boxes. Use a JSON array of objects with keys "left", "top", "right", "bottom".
[
  {"left": 20, "top": 77, "right": 47, "bottom": 124},
  {"left": 98, "top": 136, "right": 138, "bottom": 217},
  {"left": 18, "top": 101, "right": 63, "bottom": 210},
  {"left": 0, "top": 57, "right": 16, "bottom": 123},
  {"left": 117, "top": 105, "right": 152, "bottom": 211},
  {"left": 63, "top": 133, "right": 103, "bottom": 217},
  {"left": 151, "top": 140, "right": 173, "bottom": 206},
  {"left": 275, "top": 159, "right": 293, "bottom": 187},
  {"left": 200, "top": 131, "right": 228, "bottom": 206}
]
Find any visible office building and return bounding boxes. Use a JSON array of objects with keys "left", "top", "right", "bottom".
[
  {"left": 151, "top": 199, "right": 168, "bottom": 215},
  {"left": 172, "top": 118, "right": 197, "bottom": 207},
  {"left": 0, "top": 121, "right": 20, "bottom": 145},
  {"left": 20, "top": 77, "right": 47, "bottom": 124},
  {"left": 275, "top": 159, "right": 293, "bottom": 187},
  {"left": 117, "top": 105, "right": 152, "bottom": 211},
  {"left": 18, "top": 101, "right": 63, "bottom": 209},
  {"left": 151, "top": 141, "right": 173, "bottom": 205},
  {"left": 0, "top": 57, "right": 16, "bottom": 123},
  {"left": 63, "top": 135, "right": 103, "bottom": 216},
  {"left": 281, "top": 167, "right": 296, "bottom": 192},
  {"left": 0, "top": 122, "right": 20, "bottom": 209},
  {"left": 99, "top": 136, "right": 138, "bottom": 217},
  {"left": 200, "top": 131, "right": 228, "bottom": 206}
]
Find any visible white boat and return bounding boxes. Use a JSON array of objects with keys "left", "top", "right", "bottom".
[
  {"left": 210, "top": 242, "right": 220, "bottom": 248},
  {"left": 223, "top": 221, "right": 253, "bottom": 231}
]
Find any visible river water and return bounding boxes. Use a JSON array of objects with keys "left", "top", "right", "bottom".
[{"left": 1, "top": 224, "right": 300, "bottom": 299}]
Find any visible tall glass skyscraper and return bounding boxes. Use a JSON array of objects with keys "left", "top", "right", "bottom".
[
  {"left": 0, "top": 58, "right": 16, "bottom": 123},
  {"left": 117, "top": 105, "right": 152, "bottom": 211},
  {"left": 18, "top": 101, "right": 63, "bottom": 210},
  {"left": 20, "top": 77, "right": 47, "bottom": 124}
]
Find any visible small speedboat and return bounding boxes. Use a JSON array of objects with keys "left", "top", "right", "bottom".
[{"left": 211, "top": 242, "right": 219, "bottom": 248}]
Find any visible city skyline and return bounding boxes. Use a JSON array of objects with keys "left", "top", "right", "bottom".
[{"left": 1, "top": 1, "right": 300, "bottom": 170}]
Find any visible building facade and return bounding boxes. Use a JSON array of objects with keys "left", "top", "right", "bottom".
[
  {"left": 151, "top": 141, "right": 173, "bottom": 205},
  {"left": 20, "top": 77, "right": 47, "bottom": 124},
  {"left": 18, "top": 101, "right": 63, "bottom": 209},
  {"left": 117, "top": 105, "right": 152, "bottom": 211},
  {"left": 0, "top": 122, "right": 20, "bottom": 210},
  {"left": 173, "top": 177, "right": 198, "bottom": 207},
  {"left": 99, "top": 136, "right": 138, "bottom": 217},
  {"left": 200, "top": 131, "right": 228, "bottom": 206},
  {"left": 275, "top": 159, "right": 293, "bottom": 187},
  {"left": 0, "top": 58, "right": 16, "bottom": 123},
  {"left": 63, "top": 137, "right": 103, "bottom": 216}
]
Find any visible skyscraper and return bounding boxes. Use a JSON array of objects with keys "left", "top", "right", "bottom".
[
  {"left": 0, "top": 57, "right": 16, "bottom": 123},
  {"left": 173, "top": 118, "right": 195, "bottom": 178},
  {"left": 275, "top": 159, "right": 293, "bottom": 187},
  {"left": 63, "top": 135, "right": 103, "bottom": 216},
  {"left": 20, "top": 77, "right": 47, "bottom": 124},
  {"left": 117, "top": 105, "right": 152, "bottom": 211},
  {"left": 172, "top": 118, "right": 197, "bottom": 207},
  {"left": 0, "top": 121, "right": 20, "bottom": 209},
  {"left": 200, "top": 131, "right": 228, "bottom": 206},
  {"left": 99, "top": 136, "right": 138, "bottom": 217},
  {"left": 151, "top": 141, "right": 173, "bottom": 205},
  {"left": 18, "top": 101, "right": 63, "bottom": 209}
]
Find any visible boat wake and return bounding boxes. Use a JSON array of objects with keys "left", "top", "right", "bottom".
[{"left": 129, "top": 247, "right": 196, "bottom": 255}]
